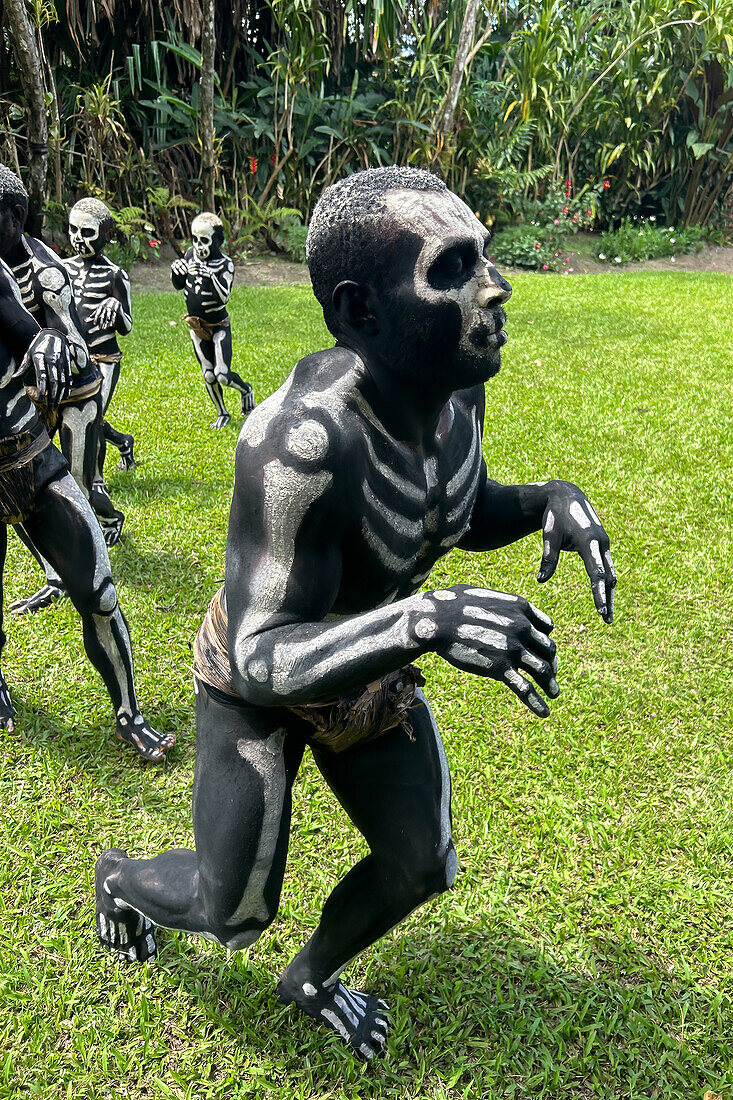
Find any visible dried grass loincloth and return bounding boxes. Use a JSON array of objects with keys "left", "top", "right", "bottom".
[{"left": 192, "top": 585, "right": 424, "bottom": 753}]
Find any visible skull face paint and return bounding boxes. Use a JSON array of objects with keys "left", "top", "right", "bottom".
[
  {"left": 68, "top": 208, "right": 107, "bottom": 258},
  {"left": 377, "top": 189, "right": 512, "bottom": 390},
  {"left": 191, "top": 213, "right": 223, "bottom": 262}
]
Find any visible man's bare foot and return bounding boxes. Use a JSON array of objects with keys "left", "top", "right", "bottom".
[
  {"left": 277, "top": 971, "right": 389, "bottom": 1060},
  {"left": 95, "top": 849, "right": 157, "bottom": 961},
  {"left": 212, "top": 413, "right": 230, "bottom": 430},
  {"left": 0, "top": 672, "right": 15, "bottom": 731},
  {"left": 115, "top": 711, "right": 176, "bottom": 763},
  {"left": 9, "top": 582, "right": 66, "bottom": 614},
  {"left": 241, "top": 384, "right": 255, "bottom": 415},
  {"left": 99, "top": 513, "right": 124, "bottom": 547},
  {"left": 117, "top": 433, "right": 136, "bottom": 470}
]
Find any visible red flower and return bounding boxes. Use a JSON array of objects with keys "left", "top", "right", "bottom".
[
  {"left": 603, "top": 179, "right": 611, "bottom": 190},
  {"left": 148, "top": 238, "right": 160, "bottom": 248},
  {"left": 586, "top": 209, "right": 592, "bottom": 216},
  {"left": 249, "top": 156, "right": 258, "bottom": 174},
  {"left": 562, "top": 205, "right": 569, "bottom": 214},
  {"left": 534, "top": 241, "right": 540, "bottom": 249}
]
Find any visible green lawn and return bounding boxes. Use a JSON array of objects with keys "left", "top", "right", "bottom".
[{"left": 1, "top": 273, "right": 732, "bottom": 1099}]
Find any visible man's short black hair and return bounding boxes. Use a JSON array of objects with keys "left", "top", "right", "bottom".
[
  {"left": 307, "top": 167, "right": 447, "bottom": 331},
  {"left": 0, "top": 166, "right": 28, "bottom": 213}
]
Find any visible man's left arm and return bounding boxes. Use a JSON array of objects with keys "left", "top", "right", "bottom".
[
  {"left": 208, "top": 258, "right": 233, "bottom": 305},
  {"left": 36, "top": 260, "right": 91, "bottom": 375},
  {"left": 92, "top": 269, "right": 132, "bottom": 334},
  {"left": 458, "top": 462, "right": 617, "bottom": 623}
]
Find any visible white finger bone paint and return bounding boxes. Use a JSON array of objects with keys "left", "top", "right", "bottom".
[
  {"left": 464, "top": 588, "right": 519, "bottom": 602},
  {"left": 457, "top": 623, "right": 509, "bottom": 649},
  {"left": 520, "top": 652, "right": 546, "bottom": 674},
  {"left": 569, "top": 500, "right": 591, "bottom": 529},
  {"left": 463, "top": 605, "right": 512, "bottom": 627},
  {"left": 504, "top": 668, "right": 529, "bottom": 693},
  {"left": 586, "top": 501, "right": 601, "bottom": 525},
  {"left": 589, "top": 539, "right": 604, "bottom": 570},
  {"left": 445, "top": 641, "right": 495, "bottom": 671},
  {"left": 227, "top": 730, "right": 287, "bottom": 927}
]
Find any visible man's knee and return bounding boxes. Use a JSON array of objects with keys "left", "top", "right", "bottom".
[
  {"left": 395, "top": 842, "right": 458, "bottom": 903},
  {"left": 213, "top": 366, "right": 229, "bottom": 386},
  {"left": 72, "top": 574, "right": 118, "bottom": 617}
]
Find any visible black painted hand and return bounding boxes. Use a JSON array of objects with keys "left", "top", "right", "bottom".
[
  {"left": 23, "top": 329, "right": 71, "bottom": 409},
  {"left": 423, "top": 584, "right": 558, "bottom": 717},
  {"left": 537, "top": 482, "right": 616, "bottom": 623},
  {"left": 171, "top": 258, "right": 189, "bottom": 278}
]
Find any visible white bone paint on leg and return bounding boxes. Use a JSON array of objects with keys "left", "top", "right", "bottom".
[{"left": 225, "top": 728, "right": 287, "bottom": 932}]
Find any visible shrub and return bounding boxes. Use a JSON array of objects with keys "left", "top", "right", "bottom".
[{"left": 594, "top": 219, "right": 707, "bottom": 265}]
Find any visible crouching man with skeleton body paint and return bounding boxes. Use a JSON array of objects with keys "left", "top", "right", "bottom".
[
  {"left": 0, "top": 167, "right": 124, "bottom": 617},
  {"left": 0, "top": 258, "right": 173, "bottom": 759},
  {"left": 65, "top": 197, "right": 137, "bottom": 489},
  {"left": 171, "top": 212, "right": 255, "bottom": 429},
  {"left": 96, "top": 168, "right": 616, "bottom": 1058}
]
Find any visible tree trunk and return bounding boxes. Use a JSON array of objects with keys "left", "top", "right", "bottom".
[
  {"left": 200, "top": 0, "right": 216, "bottom": 211},
  {"left": 434, "top": 0, "right": 480, "bottom": 141},
  {"left": 3, "top": 0, "right": 48, "bottom": 235}
]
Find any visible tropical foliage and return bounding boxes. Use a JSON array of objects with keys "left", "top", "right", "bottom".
[{"left": 0, "top": 0, "right": 731, "bottom": 244}]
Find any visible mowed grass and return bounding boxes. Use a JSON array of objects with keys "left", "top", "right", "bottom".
[{"left": 1, "top": 272, "right": 732, "bottom": 1099}]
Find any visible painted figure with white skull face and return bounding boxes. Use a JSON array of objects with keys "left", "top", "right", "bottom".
[
  {"left": 0, "top": 166, "right": 124, "bottom": 614},
  {"left": 65, "top": 197, "right": 136, "bottom": 489},
  {"left": 0, "top": 172, "right": 173, "bottom": 761},
  {"left": 96, "top": 169, "right": 616, "bottom": 1057},
  {"left": 171, "top": 212, "right": 254, "bottom": 429}
]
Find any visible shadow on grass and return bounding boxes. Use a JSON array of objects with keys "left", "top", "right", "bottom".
[
  {"left": 141, "top": 917, "right": 726, "bottom": 1095},
  {"left": 8, "top": 698, "right": 195, "bottom": 781}
]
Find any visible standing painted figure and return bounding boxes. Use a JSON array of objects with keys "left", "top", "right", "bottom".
[
  {"left": 96, "top": 169, "right": 616, "bottom": 1057},
  {"left": 0, "top": 167, "right": 122, "bottom": 617},
  {"left": 0, "top": 250, "right": 173, "bottom": 760},
  {"left": 171, "top": 212, "right": 255, "bottom": 429},
  {"left": 65, "top": 197, "right": 136, "bottom": 488}
]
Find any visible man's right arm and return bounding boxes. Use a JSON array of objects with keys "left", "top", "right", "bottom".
[{"left": 226, "top": 417, "right": 559, "bottom": 717}]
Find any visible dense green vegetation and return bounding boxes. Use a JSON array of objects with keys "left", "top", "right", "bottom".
[
  {"left": 1, "top": 0, "right": 732, "bottom": 251},
  {"left": 0, "top": 274, "right": 731, "bottom": 1097}
]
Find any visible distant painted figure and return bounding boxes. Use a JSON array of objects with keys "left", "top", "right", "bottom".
[
  {"left": 171, "top": 212, "right": 255, "bottom": 429},
  {"left": 0, "top": 219, "right": 173, "bottom": 761},
  {"left": 0, "top": 167, "right": 125, "bottom": 616},
  {"left": 96, "top": 169, "right": 616, "bottom": 1059},
  {"left": 65, "top": 197, "right": 136, "bottom": 487}
]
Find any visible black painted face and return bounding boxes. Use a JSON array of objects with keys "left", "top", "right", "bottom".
[
  {"left": 370, "top": 190, "right": 512, "bottom": 392},
  {"left": 68, "top": 210, "right": 108, "bottom": 257},
  {"left": 0, "top": 204, "right": 24, "bottom": 261}
]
